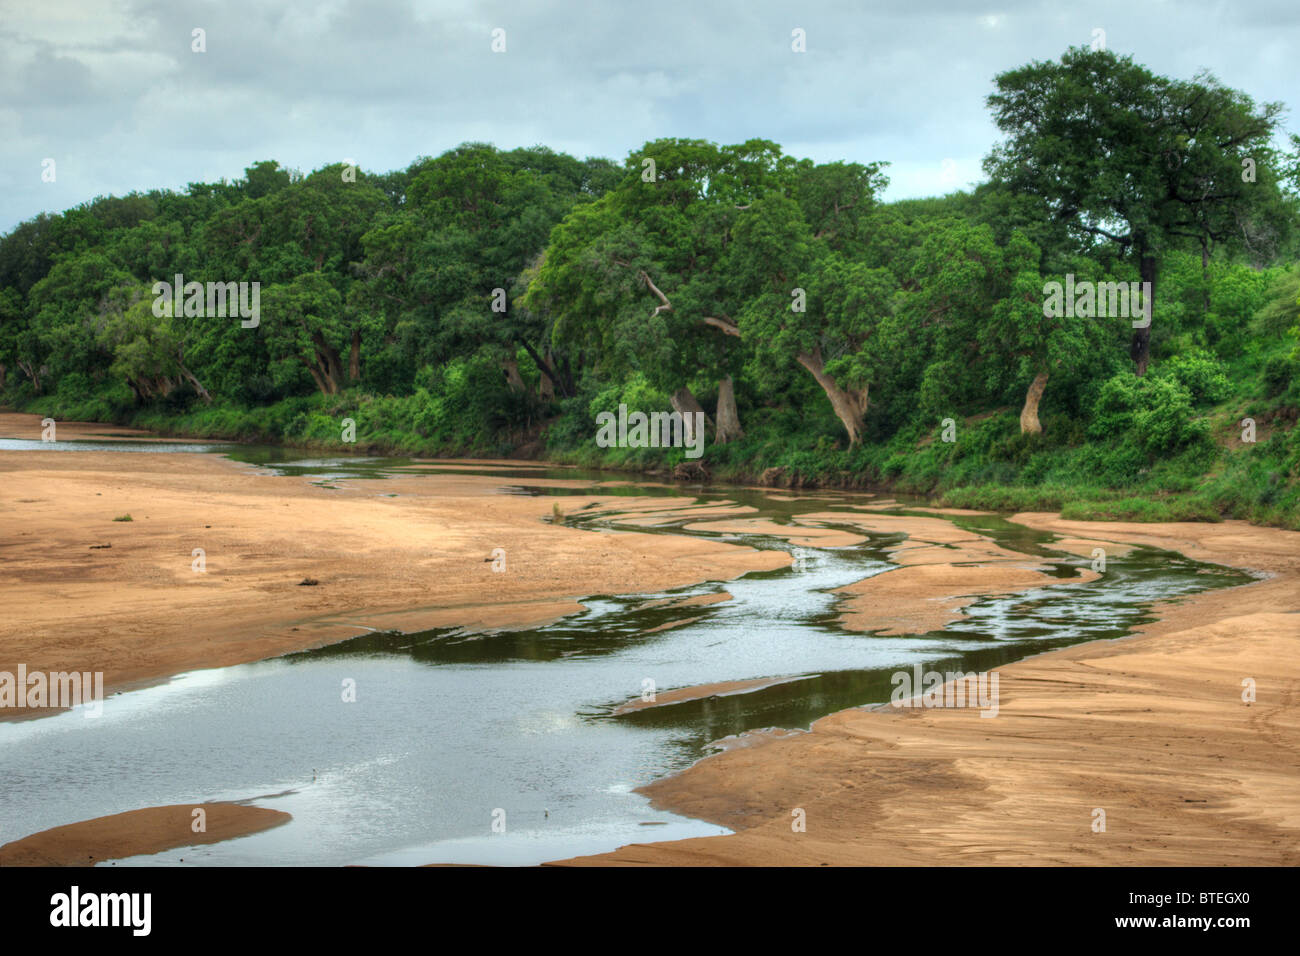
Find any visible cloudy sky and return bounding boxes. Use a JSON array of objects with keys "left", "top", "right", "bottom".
[{"left": 1, "top": 0, "right": 1295, "bottom": 232}]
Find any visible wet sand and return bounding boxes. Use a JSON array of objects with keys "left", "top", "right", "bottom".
[
  {"left": 6, "top": 413, "right": 1297, "bottom": 866},
  {"left": 818, "top": 511, "right": 1102, "bottom": 634},
  {"left": 612, "top": 674, "right": 809, "bottom": 715},
  {"left": 0, "top": 803, "right": 290, "bottom": 866},
  {"left": 0, "top": 414, "right": 786, "bottom": 718},
  {"left": 551, "top": 517, "right": 1300, "bottom": 866}
]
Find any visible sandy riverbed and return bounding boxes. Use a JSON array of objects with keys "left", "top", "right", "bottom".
[
  {"left": 4, "top": 412, "right": 1296, "bottom": 866},
  {"left": 552, "top": 516, "right": 1300, "bottom": 865},
  {"left": 0, "top": 413, "right": 787, "bottom": 716},
  {"left": 0, "top": 803, "right": 290, "bottom": 866}
]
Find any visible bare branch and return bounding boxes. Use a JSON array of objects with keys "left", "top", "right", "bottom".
[{"left": 702, "top": 315, "right": 741, "bottom": 337}]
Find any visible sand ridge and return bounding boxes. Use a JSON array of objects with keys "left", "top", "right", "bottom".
[{"left": 0, "top": 803, "right": 290, "bottom": 866}]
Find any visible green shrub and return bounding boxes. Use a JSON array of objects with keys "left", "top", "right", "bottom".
[
  {"left": 1089, "top": 372, "right": 1203, "bottom": 455},
  {"left": 1132, "top": 378, "right": 1203, "bottom": 455},
  {"left": 1262, "top": 355, "right": 1296, "bottom": 397},
  {"left": 1159, "top": 350, "right": 1231, "bottom": 405}
]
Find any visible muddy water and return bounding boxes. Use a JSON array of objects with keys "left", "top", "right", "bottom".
[{"left": 0, "top": 447, "right": 1252, "bottom": 865}]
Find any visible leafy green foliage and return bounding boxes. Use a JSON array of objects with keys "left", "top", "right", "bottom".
[{"left": 2, "top": 49, "right": 1298, "bottom": 528}]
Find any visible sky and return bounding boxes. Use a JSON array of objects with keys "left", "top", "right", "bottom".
[{"left": 0, "top": 0, "right": 1296, "bottom": 232}]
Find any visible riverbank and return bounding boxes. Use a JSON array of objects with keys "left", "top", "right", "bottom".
[
  {"left": 0, "top": 412, "right": 786, "bottom": 718},
  {"left": 9, "top": 393, "right": 1297, "bottom": 531},
  {"left": 5, "top": 412, "right": 1297, "bottom": 866},
  {"left": 0, "top": 803, "right": 290, "bottom": 866},
  {"left": 550, "top": 516, "right": 1300, "bottom": 866}
]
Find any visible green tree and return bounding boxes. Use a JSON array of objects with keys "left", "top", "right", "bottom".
[
  {"left": 728, "top": 192, "right": 899, "bottom": 445},
  {"left": 261, "top": 273, "right": 349, "bottom": 395},
  {"left": 985, "top": 47, "right": 1285, "bottom": 375},
  {"left": 99, "top": 285, "right": 211, "bottom": 403}
]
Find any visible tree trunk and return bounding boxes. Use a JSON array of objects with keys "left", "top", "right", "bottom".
[
  {"left": 519, "top": 339, "right": 564, "bottom": 399},
  {"left": 539, "top": 351, "right": 555, "bottom": 401},
  {"left": 178, "top": 363, "right": 213, "bottom": 404},
  {"left": 325, "top": 351, "right": 343, "bottom": 392},
  {"left": 302, "top": 358, "right": 330, "bottom": 396},
  {"left": 1131, "top": 253, "right": 1156, "bottom": 376},
  {"left": 502, "top": 355, "right": 526, "bottom": 391},
  {"left": 349, "top": 328, "right": 361, "bottom": 382},
  {"left": 0, "top": 363, "right": 6, "bottom": 391},
  {"left": 670, "top": 386, "right": 712, "bottom": 447},
  {"left": 18, "top": 361, "right": 41, "bottom": 394},
  {"left": 311, "top": 333, "right": 344, "bottom": 392},
  {"left": 796, "top": 350, "right": 869, "bottom": 445},
  {"left": 714, "top": 375, "right": 744, "bottom": 443},
  {"left": 1019, "top": 370, "right": 1049, "bottom": 435}
]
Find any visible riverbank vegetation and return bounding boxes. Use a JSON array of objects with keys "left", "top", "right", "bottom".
[{"left": 3, "top": 48, "right": 1298, "bottom": 527}]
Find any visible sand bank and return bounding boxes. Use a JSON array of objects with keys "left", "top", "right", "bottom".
[
  {"left": 552, "top": 517, "right": 1300, "bottom": 865},
  {"left": 0, "top": 414, "right": 786, "bottom": 718},
  {"left": 0, "top": 803, "right": 290, "bottom": 866}
]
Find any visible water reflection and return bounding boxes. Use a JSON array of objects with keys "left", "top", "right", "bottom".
[{"left": 0, "top": 450, "right": 1254, "bottom": 866}]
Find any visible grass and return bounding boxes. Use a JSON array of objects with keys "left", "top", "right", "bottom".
[{"left": 7, "top": 353, "right": 1298, "bottom": 531}]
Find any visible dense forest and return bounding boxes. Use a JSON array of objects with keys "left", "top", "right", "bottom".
[{"left": 3, "top": 48, "right": 1299, "bottom": 527}]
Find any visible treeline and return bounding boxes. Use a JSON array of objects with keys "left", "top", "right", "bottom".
[{"left": 2, "top": 48, "right": 1300, "bottom": 526}]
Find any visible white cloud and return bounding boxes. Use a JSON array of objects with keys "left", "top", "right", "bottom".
[{"left": 0, "top": 0, "right": 1296, "bottom": 230}]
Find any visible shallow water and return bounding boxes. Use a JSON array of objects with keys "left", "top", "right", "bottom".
[
  {"left": 0, "top": 448, "right": 1253, "bottom": 865},
  {"left": 0, "top": 437, "right": 234, "bottom": 454}
]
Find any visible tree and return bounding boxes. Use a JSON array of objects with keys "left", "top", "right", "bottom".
[
  {"left": 985, "top": 47, "right": 1285, "bottom": 375},
  {"left": 26, "top": 251, "right": 130, "bottom": 383},
  {"left": 0, "top": 287, "right": 22, "bottom": 391},
  {"left": 241, "top": 160, "right": 294, "bottom": 199},
  {"left": 261, "top": 273, "right": 349, "bottom": 395},
  {"left": 526, "top": 138, "right": 798, "bottom": 443},
  {"left": 99, "top": 285, "right": 211, "bottom": 403},
  {"left": 728, "top": 193, "right": 899, "bottom": 445},
  {"left": 993, "top": 262, "right": 1118, "bottom": 434}
]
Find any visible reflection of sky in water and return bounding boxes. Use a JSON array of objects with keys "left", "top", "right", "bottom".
[
  {"left": 0, "top": 452, "right": 1253, "bottom": 866},
  {"left": 0, "top": 438, "right": 232, "bottom": 453}
]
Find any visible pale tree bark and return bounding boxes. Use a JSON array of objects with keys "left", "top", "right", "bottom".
[
  {"left": 349, "top": 329, "right": 361, "bottom": 382},
  {"left": 133, "top": 376, "right": 178, "bottom": 400},
  {"left": 519, "top": 340, "right": 565, "bottom": 399},
  {"left": 714, "top": 375, "right": 744, "bottom": 443},
  {"left": 633, "top": 267, "right": 746, "bottom": 445},
  {"left": 1019, "top": 370, "right": 1049, "bottom": 435},
  {"left": 502, "top": 355, "right": 526, "bottom": 391},
  {"left": 306, "top": 342, "right": 343, "bottom": 394},
  {"left": 178, "top": 363, "right": 213, "bottom": 404},
  {"left": 670, "top": 386, "right": 712, "bottom": 447},
  {"left": 796, "top": 349, "right": 869, "bottom": 445},
  {"left": 306, "top": 331, "right": 345, "bottom": 393},
  {"left": 18, "top": 361, "right": 41, "bottom": 394}
]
